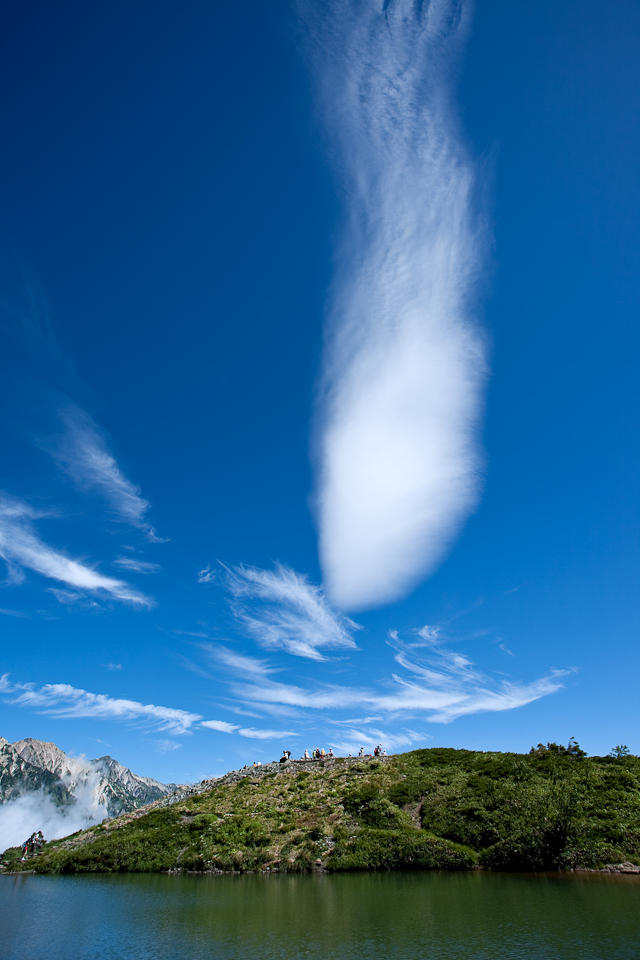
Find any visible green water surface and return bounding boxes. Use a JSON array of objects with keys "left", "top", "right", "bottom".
[{"left": 1, "top": 871, "right": 638, "bottom": 959}]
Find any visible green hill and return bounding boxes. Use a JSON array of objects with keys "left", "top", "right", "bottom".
[{"left": 4, "top": 746, "right": 640, "bottom": 875}]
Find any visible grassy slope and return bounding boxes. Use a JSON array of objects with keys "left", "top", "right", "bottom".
[{"left": 4, "top": 748, "right": 640, "bottom": 875}]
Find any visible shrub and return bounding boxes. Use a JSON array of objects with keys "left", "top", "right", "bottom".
[
  {"left": 328, "top": 829, "right": 476, "bottom": 871},
  {"left": 343, "top": 785, "right": 405, "bottom": 829},
  {"left": 388, "top": 777, "right": 428, "bottom": 807}
]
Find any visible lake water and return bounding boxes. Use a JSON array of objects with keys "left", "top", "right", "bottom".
[{"left": 1, "top": 871, "right": 639, "bottom": 960}]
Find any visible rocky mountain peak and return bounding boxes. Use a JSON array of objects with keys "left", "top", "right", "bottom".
[
  {"left": 1, "top": 736, "right": 180, "bottom": 818},
  {"left": 12, "top": 738, "right": 89, "bottom": 780}
]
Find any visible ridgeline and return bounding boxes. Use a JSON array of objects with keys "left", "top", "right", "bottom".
[{"left": 3, "top": 745, "right": 640, "bottom": 875}]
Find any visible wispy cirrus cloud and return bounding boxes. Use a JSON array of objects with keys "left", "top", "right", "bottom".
[
  {"left": 188, "top": 565, "right": 567, "bottom": 732},
  {"left": 0, "top": 674, "right": 296, "bottom": 743},
  {"left": 47, "top": 588, "right": 102, "bottom": 610},
  {"left": 0, "top": 675, "right": 200, "bottom": 734},
  {"left": 0, "top": 606, "right": 31, "bottom": 618},
  {"left": 200, "top": 643, "right": 277, "bottom": 678},
  {"left": 1, "top": 561, "right": 25, "bottom": 587},
  {"left": 224, "top": 562, "right": 359, "bottom": 661},
  {"left": 49, "top": 404, "right": 163, "bottom": 542},
  {"left": 228, "top": 625, "right": 568, "bottom": 724},
  {"left": 197, "top": 564, "right": 216, "bottom": 584},
  {"left": 151, "top": 738, "right": 182, "bottom": 753},
  {"left": 200, "top": 719, "right": 296, "bottom": 740},
  {"left": 0, "top": 496, "right": 152, "bottom": 607},
  {"left": 113, "top": 556, "right": 161, "bottom": 574},
  {"left": 200, "top": 719, "right": 239, "bottom": 734},
  {"left": 233, "top": 672, "right": 566, "bottom": 724},
  {"left": 235, "top": 727, "right": 297, "bottom": 741},
  {"left": 300, "top": 0, "right": 488, "bottom": 610}
]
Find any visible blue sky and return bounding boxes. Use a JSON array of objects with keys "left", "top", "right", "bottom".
[{"left": 0, "top": 0, "right": 638, "bottom": 784}]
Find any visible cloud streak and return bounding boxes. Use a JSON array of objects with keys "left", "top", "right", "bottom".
[
  {"left": 50, "top": 404, "right": 163, "bottom": 541},
  {"left": 0, "top": 674, "right": 294, "bottom": 743},
  {"left": 234, "top": 672, "right": 565, "bottom": 724},
  {"left": 191, "top": 567, "right": 566, "bottom": 734},
  {"left": 0, "top": 497, "right": 152, "bottom": 606},
  {"left": 113, "top": 556, "right": 161, "bottom": 574},
  {"left": 229, "top": 625, "right": 567, "bottom": 724},
  {"left": 200, "top": 720, "right": 296, "bottom": 740},
  {"left": 200, "top": 643, "right": 277, "bottom": 678},
  {"left": 301, "top": 0, "right": 488, "bottom": 609},
  {"left": 0, "top": 675, "right": 201, "bottom": 734},
  {"left": 224, "top": 562, "right": 358, "bottom": 660},
  {"left": 197, "top": 564, "right": 216, "bottom": 584}
]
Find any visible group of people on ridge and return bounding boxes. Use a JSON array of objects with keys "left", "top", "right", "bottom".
[
  {"left": 356, "top": 744, "right": 386, "bottom": 757},
  {"left": 278, "top": 744, "right": 387, "bottom": 763},
  {"left": 21, "top": 831, "right": 44, "bottom": 860},
  {"left": 303, "top": 748, "right": 334, "bottom": 760}
]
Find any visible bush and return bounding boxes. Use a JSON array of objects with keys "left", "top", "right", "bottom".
[
  {"left": 343, "top": 785, "right": 406, "bottom": 829},
  {"left": 328, "top": 829, "right": 476, "bottom": 871},
  {"left": 388, "top": 777, "right": 428, "bottom": 807}
]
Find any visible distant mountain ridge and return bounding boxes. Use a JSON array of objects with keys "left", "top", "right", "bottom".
[{"left": 0, "top": 736, "right": 182, "bottom": 817}]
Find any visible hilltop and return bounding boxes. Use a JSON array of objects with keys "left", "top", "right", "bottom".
[{"left": 3, "top": 745, "right": 640, "bottom": 875}]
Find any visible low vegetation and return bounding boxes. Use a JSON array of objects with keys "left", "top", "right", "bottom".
[{"left": 3, "top": 744, "right": 639, "bottom": 875}]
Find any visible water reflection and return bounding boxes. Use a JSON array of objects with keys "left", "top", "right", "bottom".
[{"left": 1, "top": 871, "right": 639, "bottom": 960}]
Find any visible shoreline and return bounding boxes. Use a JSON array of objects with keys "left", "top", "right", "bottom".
[{"left": 3, "top": 866, "right": 640, "bottom": 883}]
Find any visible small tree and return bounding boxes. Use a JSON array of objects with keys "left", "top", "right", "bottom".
[
  {"left": 610, "top": 745, "right": 630, "bottom": 758},
  {"left": 529, "top": 738, "right": 586, "bottom": 758},
  {"left": 566, "top": 737, "right": 587, "bottom": 758}
]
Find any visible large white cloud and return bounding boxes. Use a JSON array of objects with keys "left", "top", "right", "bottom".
[{"left": 301, "top": 0, "right": 488, "bottom": 609}]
